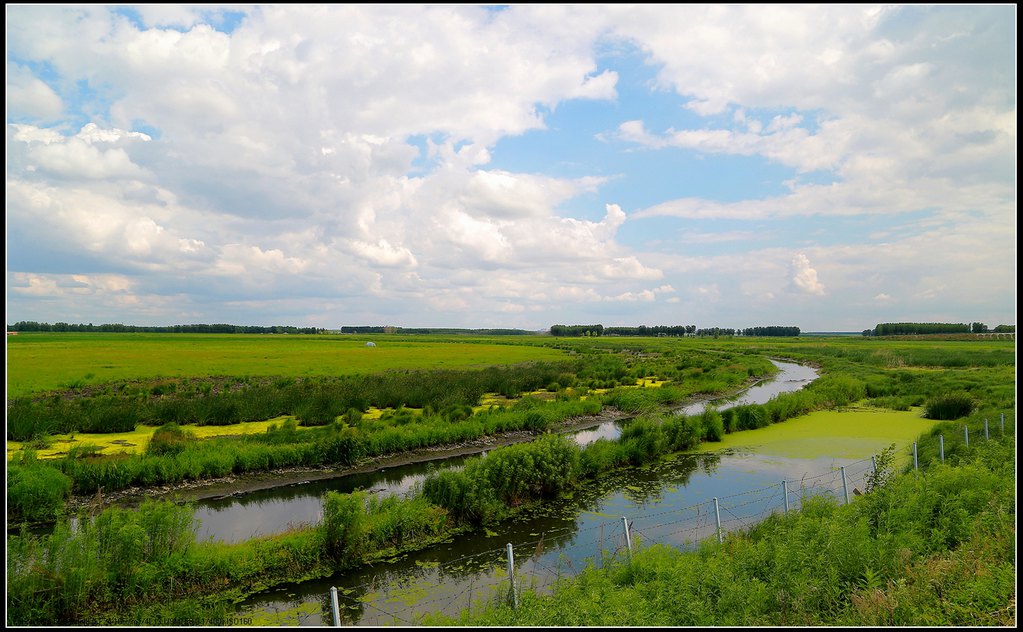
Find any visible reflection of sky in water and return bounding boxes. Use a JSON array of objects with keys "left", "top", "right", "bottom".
[
  {"left": 570, "top": 360, "right": 817, "bottom": 447},
  {"left": 676, "top": 359, "right": 818, "bottom": 416},
  {"left": 199, "top": 361, "right": 817, "bottom": 544},
  {"left": 241, "top": 448, "right": 873, "bottom": 627},
  {"left": 568, "top": 421, "right": 622, "bottom": 446},
  {"left": 195, "top": 458, "right": 471, "bottom": 543}
]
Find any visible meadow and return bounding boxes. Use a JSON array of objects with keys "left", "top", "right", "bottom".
[
  {"left": 5, "top": 332, "right": 1016, "bottom": 625},
  {"left": 5, "top": 333, "right": 568, "bottom": 397}
]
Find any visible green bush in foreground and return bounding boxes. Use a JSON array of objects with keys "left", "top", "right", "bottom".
[{"left": 7, "top": 457, "right": 73, "bottom": 523}]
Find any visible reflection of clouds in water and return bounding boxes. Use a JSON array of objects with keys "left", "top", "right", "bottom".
[
  {"left": 677, "top": 360, "right": 818, "bottom": 417},
  {"left": 569, "top": 421, "right": 622, "bottom": 446},
  {"left": 205, "top": 363, "right": 820, "bottom": 545},
  {"left": 196, "top": 460, "right": 472, "bottom": 543},
  {"left": 239, "top": 447, "right": 870, "bottom": 625}
]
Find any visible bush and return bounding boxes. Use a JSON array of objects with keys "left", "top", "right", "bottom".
[
  {"left": 321, "top": 491, "right": 367, "bottom": 562},
  {"left": 701, "top": 409, "right": 725, "bottom": 442},
  {"left": 146, "top": 423, "right": 196, "bottom": 456},
  {"left": 8, "top": 462, "right": 73, "bottom": 523},
  {"left": 316, "top": 427, "right": 366, "bottom": 465},
  {"left": 924, "top": 392, "right": 976, "bottom": 420}
]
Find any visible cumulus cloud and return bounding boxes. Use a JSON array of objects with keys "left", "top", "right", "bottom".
[
  {"left": 347, "top": 239, "right": 418, "bottom": 268},
  {"left": 789, "top": 254, "right": 826, "bottom": 295},
  {"left": 599, "top": 256, "right": 663, "bottom": 280},
  {"left": 4, "top": 5, "right": 1014, "bottom": 329},
  {"left": 6, "top": 63, "right": 63, "bottom": 121}
]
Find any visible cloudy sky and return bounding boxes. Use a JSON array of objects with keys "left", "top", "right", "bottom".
[{"left": 6, "top": 5, "right": 1016, "bottom": 331}]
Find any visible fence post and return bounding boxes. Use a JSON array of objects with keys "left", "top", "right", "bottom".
[
  {"left": 330, "top": 586, "right": 341, "bottom": 627},
  {"left": 871, "top": 455, "right": 876, "bottom": 474},
  {"left": 1000, "top": 412, "right": 1004, "bottom": 434},
  {"left": 622, "top": 516, "right": 633, "bottom": 557},
  {"left": 964, "top": 425, "right": 969, "bottom": 447},
  {"left": 506, "top": 543, "right": 518, "bottom": 609},
  {"left": 985, "top": 419, "right": 989, "bottom": 440},
  {"left": 841, "top": 466, "right": 850, "bottom": 505},
  {"left": 713, "top": 497, "right": 722, "bottom": 544},
  {"left": 939, "top": 435, "right": 944, "bottom": 463},
  {"left": 913, "top": 442, "right": 918, "bottom": 470},
  {"left": 782, "top": 480, "right": 789, "bottom": 515}
]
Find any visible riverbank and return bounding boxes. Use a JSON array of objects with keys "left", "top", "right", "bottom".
[
  {"left": 64, "top": 407, "right": 630, "bottom": 514},
  {"left": 65, "top": 360, "right": 795, "bottom": 514}
]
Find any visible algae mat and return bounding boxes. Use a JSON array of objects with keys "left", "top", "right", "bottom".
[
  {"left": 6, "top": 416, "right": 302, "bottom": 460},
  {"left": 698, "top": 405, "right": 937, "bottom": 460}
]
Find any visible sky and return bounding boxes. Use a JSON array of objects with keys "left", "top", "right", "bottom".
[{"left": 5, "top": 4, "right": 1017, "bottom": 332}]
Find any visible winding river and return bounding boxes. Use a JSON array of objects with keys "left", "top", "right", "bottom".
[{"left": 228, "top": 359, "right": 894, "bottom": 626}]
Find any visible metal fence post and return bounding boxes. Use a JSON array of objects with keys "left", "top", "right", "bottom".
[
  {"left": 964, "top": 425, "right": 969, "bottom": 447},
  {"left": 871, "top": 455, "right": 876, "bottom": 474},
  {"left": 841, "top": 466, "right": 850, "bottom": 505},
  {"left": 506, "top": 543, "right": 518, "bottom": 609},
  {"left": 913, "top": 442, "right": 918, "bottom": 470},
  {"left": 985, "top": 419, "right": 989, "bottom": 440},
  {"left": 939, "top": 435, "right": 944, "bottom": 463},
  {"left": 623, "top": 516, "right": 633, "bottom": 557},
  {"left": 330, "top": 586, "right": 341, "bottom": 627},
  {"left": 713, "top": 497, "right": 722, "bottom": 543},
  {"left": 1000, "top": 412, "right": 1004, "bottom": 434},
  {"left": 782, "top": 480, "right": 789, "bottom": 515}
]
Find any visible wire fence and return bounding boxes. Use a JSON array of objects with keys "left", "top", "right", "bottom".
[{"left": 294, "top": 455, "right": 879, "bottom": 626}]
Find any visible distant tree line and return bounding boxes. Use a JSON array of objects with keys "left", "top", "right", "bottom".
[
  {"left": 339, "top": 326, "right": 532, "bottom": 335},
  {"left": 863, "top": 319, "right": 998, "bottom": 335},
  {"left": 550, "top": 324, "right": 799, "bottom": 337},
  {"left": 603, "top": 325, "right": 697, "bottom": 337},
  {"left": 7, "top": 321, "right": 321, "bottom": 334},
  {"left": 549, "top": 324, "right": 605, "bottom": 337},
  {"left": 741, "top": 326, "right": 801, "bottom": 337}
]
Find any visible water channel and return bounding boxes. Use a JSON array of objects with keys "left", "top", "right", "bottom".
[
  {"left": 194, "top": 359, "right": 818, "bottom": 543},
  {"left": 228, "top": 360, "right": 878, "bottom": 626}
]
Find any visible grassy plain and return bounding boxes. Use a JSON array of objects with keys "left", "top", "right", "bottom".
[{"left": 5, "top": 333, "right": 568, "bottom": 397}]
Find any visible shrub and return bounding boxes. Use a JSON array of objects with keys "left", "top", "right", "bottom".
[
  {"left": 701, "top": 409, "right": 725, "bottom": 442},
  {"left": 321, "top": 491, "right": 367, "bottom": 562},
  {"left": 146, "top": 423, "right": 196, "bottom": 456},
  {"left": 924, "top": 391, "right": 976, "bottom": 420},
  {"left": 8, "top": 463, "right": 72, "bottom": 523}
]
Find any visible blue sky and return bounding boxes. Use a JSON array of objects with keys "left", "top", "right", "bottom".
[{"left": 5, "top": 4, "right": 1016, "bottom": 331}]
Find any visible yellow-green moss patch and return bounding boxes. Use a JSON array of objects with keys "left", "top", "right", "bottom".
[{"left": 699, "top": 405, "right": 936, "bottom": 460}]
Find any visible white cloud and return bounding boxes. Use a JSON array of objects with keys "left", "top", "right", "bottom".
[
  {"left": 789, "top": 254, "right": 826, "bottom": 295},
  {"left": 6, "top": 63, "right": 63, "bottom": 121},
  {"left": 347, "top": 239, "right": 418, "bottom": 268},
  {"left": 599, "top": 256, "right": 663, "bottom": 280},
  {"left": 29, "top": 139, "right": 150, "bottom": 180},
  {"left": 4, "top": 5, "right": 1014, "bottom": 330}
]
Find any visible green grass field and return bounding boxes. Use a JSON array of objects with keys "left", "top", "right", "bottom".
[{"left": 5, "top": 333, "right": 568, "bottom": 397}]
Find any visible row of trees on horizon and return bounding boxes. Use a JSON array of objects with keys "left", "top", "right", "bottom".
[
  {"left": 548, "top": 324, "right": 801, "bottom": 337},
  {"left": 7, "top": 322, "right": 321, "bottom": 334},
  {"left": 8, "top": 321, "right": 1013, "bottom": 337},
  {"left": 863, "top": 322, "right": 1015, "bottom": 336}
]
